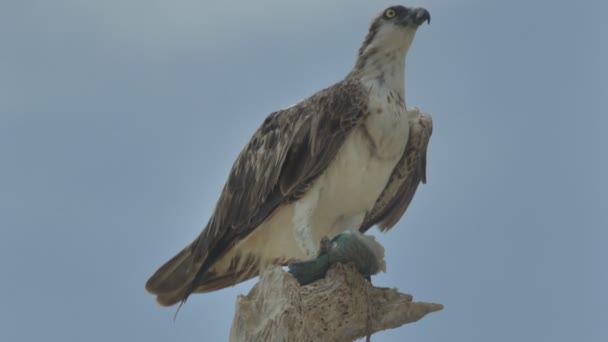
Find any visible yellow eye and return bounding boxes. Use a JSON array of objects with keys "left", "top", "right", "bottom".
[{"left": 385, "top": 9, "right": 396, "bottom": 18}]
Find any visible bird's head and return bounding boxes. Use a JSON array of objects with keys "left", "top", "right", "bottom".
[{"left": 355, "top": 6, "right": 430, "bottom": 70}]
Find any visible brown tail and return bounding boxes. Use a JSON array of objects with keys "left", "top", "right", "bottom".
[
  {"left": 145, "top": 246, "right": 197, "bottom": 305},
  {"left": 145, "top": 246, "right": 257, "bottom": 307}
]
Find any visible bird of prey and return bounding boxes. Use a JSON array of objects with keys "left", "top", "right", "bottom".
[{"left": 146, "top": 5, "right": 432, "bottom": 307}]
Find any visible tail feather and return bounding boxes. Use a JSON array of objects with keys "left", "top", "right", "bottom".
[
  {"left": 153, "top": 270, "right": 256, "bottom": 307},
  {"left": 156, "top": 287, "right": 188, "bottom": 307},
  {"left": 193, "top": 271, "right": 256, "bottom": 294},
  {"left": 146, "top": 246, "right": 259, "bottom": 307},
  {"left": 145, "top": 246, "right": 196, "bottom": 295}
]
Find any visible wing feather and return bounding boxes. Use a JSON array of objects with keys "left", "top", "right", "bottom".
[
  {"left": 145, "top": 79, "right": 369, "bottom": 302},
  {"left": 360, "top": 109, "right": 432, "bottom": 233}
]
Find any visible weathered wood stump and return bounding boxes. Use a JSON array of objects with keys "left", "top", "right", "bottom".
[{"left": 230, "top": 263, "right": 442, "bottom": 341}]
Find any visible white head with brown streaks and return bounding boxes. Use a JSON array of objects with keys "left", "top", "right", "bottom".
[{"left": 351, "top": 6, "right": 430, "bottom": 92}]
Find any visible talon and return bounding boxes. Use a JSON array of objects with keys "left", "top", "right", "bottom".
[{"left": 318, "top": 236, "right": 332, "bottom": 256}]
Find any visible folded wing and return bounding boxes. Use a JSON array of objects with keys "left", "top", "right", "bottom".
[
  {"left": 145, "top": 80, "right": 369, "bottom": 306},
  {"left": 360, "top": 109, "right": 432, "bottom": 233}
]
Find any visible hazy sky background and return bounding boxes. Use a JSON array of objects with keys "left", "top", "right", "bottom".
[{"left": 1, "top": 0, "right": 607, "bottom": 341}]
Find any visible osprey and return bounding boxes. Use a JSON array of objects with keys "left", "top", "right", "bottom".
[{"left": 146, "top": 5, "right": 432, "bottom": 307}]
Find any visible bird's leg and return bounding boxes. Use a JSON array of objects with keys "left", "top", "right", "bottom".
[{"left": 318, "top": 236, "right": 332, "bottom": 256}]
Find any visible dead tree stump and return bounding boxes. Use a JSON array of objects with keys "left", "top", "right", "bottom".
[{"left": 230, "top": 264, "right": 442, "bottom": 341}]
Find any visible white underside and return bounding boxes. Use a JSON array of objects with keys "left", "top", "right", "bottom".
[{"left": 212, "top": 83, "right": 410, "bottom": 275}]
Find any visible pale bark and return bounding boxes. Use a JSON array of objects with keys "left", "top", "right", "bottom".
[{"left": 230, "top": 264, "right": 443, "bottom": 342}]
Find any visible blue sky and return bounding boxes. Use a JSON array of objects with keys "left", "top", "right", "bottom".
[{"left": 1, "top": 0, "right": 607, "bottom": 341}]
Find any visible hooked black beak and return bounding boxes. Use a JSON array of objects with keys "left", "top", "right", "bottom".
[{"left": 412, "top": 8, "right": 431, "bottom": 25}]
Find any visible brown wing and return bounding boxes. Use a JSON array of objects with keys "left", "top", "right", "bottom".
[
  {"left": 145, "top": 79, "right": 369, "bottom": 305},
  {"left": 360, "top": 109, "right": 432, "bottom": 233}
]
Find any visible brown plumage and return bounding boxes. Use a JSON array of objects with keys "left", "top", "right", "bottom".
[
  {"left": 146, "top": 80, "right": 369, "bottom": 306},
  {"left": 360, "top": 109, "right": 433, "bottom": 233},
  {"left": 145, "top": 5, "right": 432, "bottom": 307}
]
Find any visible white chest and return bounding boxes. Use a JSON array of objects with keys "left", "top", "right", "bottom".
[
  {"left": 363, "top": 85, "right": 410, "bottom": 159},
  {"left": 289, "top": 89, "right": 410, "bottom": 256}
]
